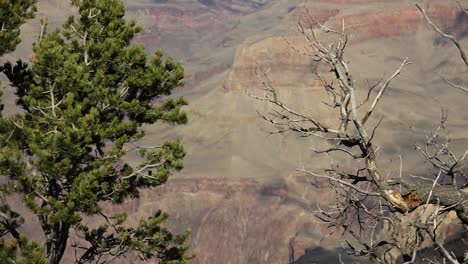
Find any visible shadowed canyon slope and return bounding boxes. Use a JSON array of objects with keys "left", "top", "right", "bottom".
[{"left": 3, "top": 0, "right": 468, "bottom": 263}]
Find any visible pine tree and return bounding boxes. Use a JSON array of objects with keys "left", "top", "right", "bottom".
[
  {"left": 0, "top": 0, "right": 37, "bottom": 113},
  {"left": 0, "top": 0, "right": 190, "bottom": 263},
  {"left": 0, "top": 0, "right": 37, "bottom": 56}
]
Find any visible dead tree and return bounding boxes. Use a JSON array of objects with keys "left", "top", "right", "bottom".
[{"left": 249, "top": 4, "right": 467, "bottom": 263}]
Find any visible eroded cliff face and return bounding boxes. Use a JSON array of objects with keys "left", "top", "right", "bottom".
[
  {"left": 335, "top": 4, "right": 468, "bottom": 40},
  {"left": 91, "top": 175, "right": 371, "bottom": 264},
  {"left": 127, "top": 0, "right": 273, "bottom": 59},
  {"left": 125, "top": 177, "right": 321, "bottom": 263},
  {"left": 225, "top": 1, "right": 468, "bottom": 93},
  {"left": 177, "top": 0, "right": 468, "bottom": 262}
]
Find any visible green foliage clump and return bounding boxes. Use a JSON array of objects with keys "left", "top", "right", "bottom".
[
  {"left": 0, "top": 0, "right": 191, "bottom": 263},
  {"left": 0, "top": 0, "right": 37, "bottom": 56},
  {"left": 0, "top": 236, "right": 47, "bottom": 264}
]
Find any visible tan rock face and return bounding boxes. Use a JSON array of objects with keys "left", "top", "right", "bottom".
[
  {"left": 336, "top": 5, "right": 468, "bottom": 40},
  {"left": 98, "top": 176, "right": 354, "bottom": 264},
  {"left": 185, "top": 63, "right": 231, "bottom": 90},
  {"left": 224, "top": 2, "right": 467, "bottom": 93},
  {"left": 130, "top": 6, "right": 227, "bottom": 38},
  {"left": 224, "top": 36, "right": 318, "bottom": 92},
  {"left": 127, "top": 0, "right": 273, "bottom": 60}
]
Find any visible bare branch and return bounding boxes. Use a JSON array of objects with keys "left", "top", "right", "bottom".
[
  {"left": 297, "top": 168, "right": 381, "bottom": 196},
  {"left": 311, "top": 146, "right": 361, "bottom": 159},
  {"left": 362, "top": 58, "right": 411, "bottom": 125},
  {"left": 457, "top": 1, "right": 468, "bottom": 16},
  {"left": 120, "top": 159, "right": 168, "bottom": 180},
  {"left": 436, "top": 72, "right": 468, "bottom": 94},
  {"left": 425, "top": 170, "right": 442, "bottom": 206},
  {"left": 416, "top": 3, "right": 468, "bottom": 67}
]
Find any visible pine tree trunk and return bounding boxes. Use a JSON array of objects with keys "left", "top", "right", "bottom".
[{"left": 47, "top": 223, "right": 71, "bottom": 264}]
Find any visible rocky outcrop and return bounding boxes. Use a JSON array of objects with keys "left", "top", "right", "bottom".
[
  {"left": 333, "top": 4, "right": 468, "bottom": 41},
  {"left": 223, "top": 36, "right": 319, "bottom": 91},
  {"left": 184, "top": 63, "right": 231, "bottom": 90},
  {"left": 98, "top": 175, "right": 356, "bottom": 264},
  {"left": 128, "top": 0, "right": 273, "bottom": 59},
  {"left": 129, "top": 6, "right": 228, "bottom": 36},
  {"left": 224, "top": 1, "right": 467, "bottom": 92}
]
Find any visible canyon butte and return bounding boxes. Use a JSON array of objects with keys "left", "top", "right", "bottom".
[{"left": 2, "top": 0, "right": 468, "bottom": 263}]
